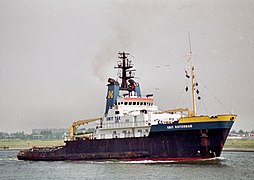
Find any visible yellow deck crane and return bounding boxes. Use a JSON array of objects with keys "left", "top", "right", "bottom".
[{"left": 69, "top": 117, "right": 102, "bottom": 141}]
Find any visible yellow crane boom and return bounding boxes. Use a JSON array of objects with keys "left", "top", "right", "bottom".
[
  {"left": 69, "top": 117, "right": 102, "bottom": 141},
  {"left": 156, "top": 108, "right": 191, "bottom": 115}
]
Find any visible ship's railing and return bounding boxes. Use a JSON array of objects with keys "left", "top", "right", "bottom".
[{"left": 102, "top": 121, "right": 148, "bottom": 129}]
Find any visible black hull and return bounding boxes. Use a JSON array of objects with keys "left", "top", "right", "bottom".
[{"left": 17, "top": 127, "right": 231, "bottom": 161}]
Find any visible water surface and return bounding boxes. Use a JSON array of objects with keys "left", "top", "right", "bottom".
[{"left": 0, "top": 150, "right": 253, "bottom": 180}]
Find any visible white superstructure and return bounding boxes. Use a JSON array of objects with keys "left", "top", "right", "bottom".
[{"left": 95, "top": 94, "right": 185, "bottom": 139}]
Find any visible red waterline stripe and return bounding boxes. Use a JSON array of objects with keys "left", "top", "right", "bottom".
[{"left": 122, "top": 157, "right": 211, "bottom": 162}]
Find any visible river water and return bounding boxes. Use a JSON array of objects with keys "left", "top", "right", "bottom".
[{"left": 0, "top": 150, "right": 253, "bottom": 180}]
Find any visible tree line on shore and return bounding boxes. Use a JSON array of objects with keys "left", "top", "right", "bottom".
[
  {"left": 230, "top": 129, "right": 254, "bottom": 135},
  {"left": 0, "top": 130, "right": 66, "bottom": 140}
]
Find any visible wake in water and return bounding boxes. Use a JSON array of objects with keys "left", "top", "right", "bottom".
[{"left": 68, "top": 157, "right": 227, "bottom": 165}]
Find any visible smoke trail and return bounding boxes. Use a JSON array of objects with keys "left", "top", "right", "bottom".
[{"left": 92, "top": 1, "right": 168, "bottom": 81}]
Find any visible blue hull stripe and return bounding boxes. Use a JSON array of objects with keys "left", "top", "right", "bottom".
[{"left": 150, "top": 121, "right": 234, "bottom": 132}]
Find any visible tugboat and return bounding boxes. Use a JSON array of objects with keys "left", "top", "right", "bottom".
[{"left": 17, "top": 50, "right": 236, "bottom": 162}]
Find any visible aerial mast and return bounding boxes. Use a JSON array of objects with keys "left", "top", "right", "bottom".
[
  {"left": 115, "top": 52, "right": 135, "bottom": 90},
  {"left": 189, "top": 32, "right": 197, "bottom": 116}
]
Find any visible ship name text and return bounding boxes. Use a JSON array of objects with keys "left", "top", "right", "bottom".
[{"left": 166, "top": 124, "right": 193, "bottom": 130}]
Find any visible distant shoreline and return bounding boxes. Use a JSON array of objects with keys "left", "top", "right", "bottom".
[
  {"left": 0, "top": 139, "right": 64, "bottom": 150},
  {"left": 223, "top": 148, "right": 254, "bottom": 152}
]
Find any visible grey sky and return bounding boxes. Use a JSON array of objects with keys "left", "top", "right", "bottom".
[{"left": 1, "top": 0, "right": 254, "bottom": 133}]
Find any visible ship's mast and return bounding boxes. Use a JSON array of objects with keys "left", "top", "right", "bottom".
[
  {"left": 115, "top": 52, "right": 135, "bottom": 90},
  {"left": 189, "top": 33, "right": 196, "bottom": 116}
]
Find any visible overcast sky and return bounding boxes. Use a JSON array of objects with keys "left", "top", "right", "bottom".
[{"left": 1, "top": 0, "right": 254, "bottom": 133}]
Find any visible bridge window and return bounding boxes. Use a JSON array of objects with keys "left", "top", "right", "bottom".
[
  {"left": 115, "top": 116, "right": 120, "bottom": 123},
  {"left": 133, "top": 102, "right": 136, "bottom": 105},
  {"left": 124, "top": 102, "right": 128, "bottom": 105},
  {"left": 140, "top": 102, "right": 143, "bottom": 105},
  {"left": 137, "top": 102, "right": 139, "bottom": 105},
  {"left": 107, "top": 117, "right": 113, "bottom": 121},
  {"left": 144, "top": 102, "right": 147, "bottom": 105},
  {"left": 129, "top": 102, "right": 132, "bottom": 105}
]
